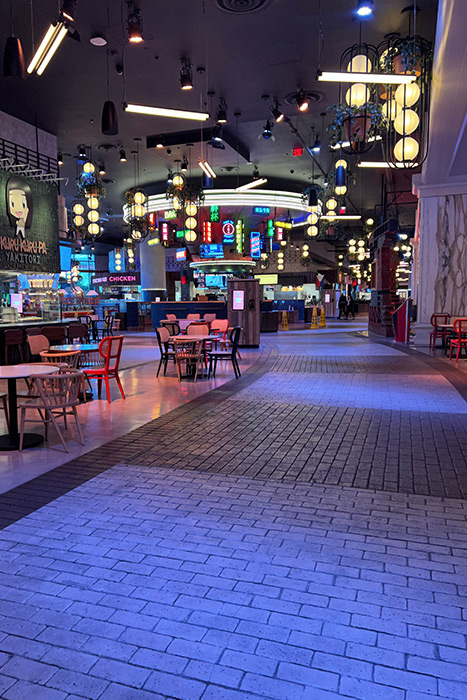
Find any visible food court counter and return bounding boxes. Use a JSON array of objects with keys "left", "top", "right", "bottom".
[
  {"left": 151, "top": 301, "right": 227, "bottom": 329},
  {"left": 0, "top": 320, "right": 72, "bottom": 365}
]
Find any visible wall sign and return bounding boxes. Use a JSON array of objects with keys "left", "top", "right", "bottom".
[
  {"left": 176, "top": 248, "right": 186, "bottom": 261},
  {"left": 203, "top": 221, "right": 212, "bottom": 243},
  {"left": 0, "top": 170, "right": 59, "bottom": 272},
  {"left": 164, "top": 209, "right": 178, "bottom": 220},
  {"left": 91, "top": 272, "right": 141, "bottom": 286},
  {"left": 210, "top": 205, "right": 220, "bottom": 222},
  {"left": 233, "top": 290, "right": 245, "bottom": 311},
  {"left": 235, "top": 219, "right": 243, "bottom": 254},
  {"left": 253, "top": 206, "right": 270, "bottom": 215},
  {"left": 222, "top": 220, "right": 235, "bottom": 244},
  {"left": 250, "top": 231, "right": 261, "bottom": 258}
]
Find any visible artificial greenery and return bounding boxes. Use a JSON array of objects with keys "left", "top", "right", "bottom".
[
  {"left": 379, "top": 37, "right": 433, "bottom": 75},
  {"left": 77, "top": 177, "right": 106, "bottom": 199},
  {"left": 327, "top": 102, "right": 386, "bottom": 146},
  {"left": 166, "top": 182, "right": 205, "bottom": 208}
]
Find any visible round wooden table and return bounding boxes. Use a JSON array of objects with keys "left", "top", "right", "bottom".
[
  {"left": 0, "top": 364, "right": 57, "bottom": 451},
  {"left": 50, "top": 344, "right": 99, "bottom": 353}
]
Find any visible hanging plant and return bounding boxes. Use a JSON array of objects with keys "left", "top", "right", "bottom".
[
  {"left": 77, "top": 176, "right": 106, "bottom": 199},
  {"left": 379, "top": 37, "right": 433, "bottom": 76},
  {"left": 327, "top": 102, "right": 386, "bottom": 147},
  {"left": 166, "top": 182, "right": 204, "bottom": 208},
  {"left": 300, "top": 255, "right": 312, "bottom": 267}
]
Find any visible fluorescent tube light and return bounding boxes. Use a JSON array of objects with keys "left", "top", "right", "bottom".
[
  {"left": 28, "top": 21, "right": 68, "bottom": 75},
  {"left": 199, "top": 159, "right": 216, "bottom": 179},
  {"left": 124, "top": 103, "right": 210, "bottom": 121},
  {"left": 318, "top": 71, "right": 416, "bottom": 85},
  {"left": 358, "top": 161, "right": 419, "bottom": 168},
  {"left": 236, "top": 178, "right": 268, "bottom": 192},
  {"left": 330, "top": 135, "right": 382, "bottom": 150},
  {"left": 321, "top": 215, "right": 362, "bottom": 220}
]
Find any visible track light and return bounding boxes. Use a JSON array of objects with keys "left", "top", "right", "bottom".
[
  {"left": 312, "top": 135, "right": 321, "bottom": 153},
  {"left": 270, "top": 101, "right": 284, "bottom": 123},
  {"left": 261, "top": 120, "right": 274, "bottom": 140},
  {"left": 167, "top": 171, "right": 173, "bottom": 185},
  {"left": 77, "top": 145, "right": 87, "bottom": 163},
  {"left": 127, "top": 2, "right": 143, "bottom": 43},
  {"left": 217, "top": 98, "right": 228, "bottom": 124},
  {"left": 119, "top": 148, "right": 127, "bottom": 162},
  {"left": 99, "top": 161, "right": 106, "bottom": 175},
  {"left": 181, "top": 156, "right": 189, "bottom": 172},
  {"left": 236, "top": 170, "right": 267, "bottom": 192},
  {"left": 57, "top": 152, "right": 64, "bottom": 165},
  {"left": 356, "top": 0, "right": 374, "bottom": 18},
  {"left": 199, "top": 159, "right": 216, "bottom": 179},
  {"left": 296, "top": 89, "right": 309, "bottom": 112},
  {"left": 253, "top": 167, "right": 260, "bottom": 179},
  {"left": 124, "top": 103, "right": 209, "bottom": 121},
  {"left": 155, "top": 136, "right": 165, "bottom": 148},
  {"left": 180, "top": 59, "right": 193, "bottom": 90},
  {"left": 60, "top": 0, "right": 77, "bottom": 21},
  {"left": 27, "top": 21, "right": 68, "bottom": 75},
  {"left": 3, "top": 36, "right": 26, "bottom": 79}
]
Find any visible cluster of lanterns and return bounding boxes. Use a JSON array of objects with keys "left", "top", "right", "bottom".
[
  {"left": 277, "top": 250, "right": 284, "bottom": 271},
  {"left": 302, "top": 244, "right": 309, "bottom": 258},
  {"left": 66, "top": 264, "right": 80, "bottom": 285},
  {"left": 123, "top": 238, "right": 136, "bottom": 270},
  {"left": 348, "top": 237, "right": 368, "bottom": 261},
  {"left": 306, "top": 209, "right": 319, "bottom": 237},
  {"left": 384, "top": 82, "right": 421, "bottom": 164},
  {"left": 115, "top": 250, "right": 122, "bottom": 272},
  {"left": 185, "top": 201, "right": 197, "bottom": 243},
  {"left": 344, "top": 54, "right": 372, "bottom": 109},
  {"left": 127, "top": 188, "right": 148, "bottom": 241}
]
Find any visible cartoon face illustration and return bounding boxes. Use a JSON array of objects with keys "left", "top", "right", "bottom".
[{"left": 6, "top": 177, "right": 33, "bottom": 233}]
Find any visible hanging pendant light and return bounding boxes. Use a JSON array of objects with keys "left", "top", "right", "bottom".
[
  {"left": 3, "top": 36, "right": 25, "bottom": 78},
  {"left": 102, "top": 100, "right": 118, "bottom": 135}
]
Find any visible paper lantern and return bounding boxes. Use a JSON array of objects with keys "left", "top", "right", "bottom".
[
  {"left": 347, "top": 54, "right": 372, "bottom": 73},
  {"left": 185, "top": 217, "right": 197, "bottom": 230},
  {"left": 83, "top": 162, "right": 95, "bottom": 174},
  {"left": 395, "top": 82, "right": 420, "bottom": 108},
  {"left": 185, "top": 203, "right": 197, "bottom": 216},
  {"left": 327, "top": 198, "right": 337, "bottom": 210},
  {"left": 335, "top": 159, "right": 348, "bottom": 169},
  {"left": 394, "top": 109, "right": 420, "bottom": 136},
  {"left": 173, "top": 174, "right": 184, "bottom": 187},
  {"left": 73, "top": 203, "right": 84, "bottom": 215},
  {"left": 382, "top": 100, "right": 400, "bottom": 121},
  {"left": 73, "top": 215, "right": 84, "bottom": 227},
  {"left": 307, "top": 226, "right": 318, "bottom": 237},
  {"left": 335, "top": 186, "right": 347, "bottom": 196},
  {"left": 307, "top": 213, "right": 318, "bottom": 225},
  {"left": 345, "top": 83, "right": 369, "bottom": 107},
  {"left": 131, "top": 204, "right": 146, "bottom": 218},
  {"left": 173, "top": 196, "right": 181, "bottom": 210},
  {"left": 131, "top": 230, "right": 142, "bottom": 241},
  {"left": 88, "top": 223, "right": 99, "bottom": 235},
  {"left": 185, "top": 230, "right": 197, "bottom": 242},
  {"left": 88, "top": 210, "right": 99, "bottom": 223},
  {"left": 394, "top": 137, "right": 419, "bottom": 162},
  {"left": 134, "top": 190, "right": 146, "bottom": 205},
  {"left": 88, "top": 197, "right": 99, "bottom": 209}
]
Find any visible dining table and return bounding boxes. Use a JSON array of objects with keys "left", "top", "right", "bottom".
[
  {"left": 0, "top": 363, "right": 57, "bottom": 451},
  {"left": 50, "top": 343, "right": 100, "bottom": 398}
]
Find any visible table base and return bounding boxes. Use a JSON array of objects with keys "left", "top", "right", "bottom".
[{"left": 0, "top": 432, "right": 44, "bottom": 452}]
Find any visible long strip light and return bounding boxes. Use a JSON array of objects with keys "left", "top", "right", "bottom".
[
  {"left": 124, "top": 103, "right": 210, "bottom": 121},
  {"left": 199, "top": 159, "right": 216, "bottom": 179},
  {"left": 330, "top": 135, "right": 382, "bottom": 150},
  {"left": 318, "top": 71, "right": 416, "bottom": 85},
  {"left": 321, "top": 215, "right": 362, "bottom": 220},
  {"left": 358, "top": 161, "right": 419, "bottom": 168},
  {"left": 236, "top": 178, "right": 268, "bottom": 192},
  {"left": 28, "top": 21, "right": 68, "bottom": 75}
]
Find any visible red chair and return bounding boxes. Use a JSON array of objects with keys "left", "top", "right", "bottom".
[
  {"left": 449, "top": 319, "right": 467, "bottom": 363},
  {"left": 429, "top": 313, "right": 450, "bottom": 350},
  {"left": 83, "top": 335, "right": 125, "bottom": 403}
]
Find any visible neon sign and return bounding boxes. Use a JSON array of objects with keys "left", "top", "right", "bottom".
[
  {"left": 164, "top": 209, "right": 178, "bottom": 220},
  {"left": 161, "top": 222, "right": 169, "bottom": 243},
  {"left": 253, "top": 206, "right": 270, "bottom": 215},
  {"left": 274, "top": 220, "right": 292, "bottom": 229},
  {"left": 250, "top": 231, "right": 261, "bottom": 258},
  {"left": 203, "top": 221, "right": 212, "bottom": 243},
  {"left": 176, "top": 248, "right": 187, "bottom": 261},
  {"left": 276, "top": 227, "right": 283, "bottom": 241},
  {"left": 235, "top": 219, "right": 243, "bottom": 254},
  {"left": 223, "top": 220, "right": 235, "bottom": 244},
  {"left": 267, "top": 220, "right": 274, "bottom": 238},
  {"left": 210, "top": 205, "right": 220, "bottom": 222},
  {"left": 148, "top": 212, "right": 157, "bottom": 229}
]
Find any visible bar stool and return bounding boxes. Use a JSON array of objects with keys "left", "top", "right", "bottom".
[{"left": 4, "top": 329, "right": 24, "bottom": 365}]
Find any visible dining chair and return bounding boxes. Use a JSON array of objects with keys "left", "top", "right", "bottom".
[
  {"left": 449, "top": 319, "right": 467, "bottom": 363},
  {"left": 40, "top": 349, "right": 81, "bottom": 369},
  {"left": 166, "top": 313, "right": 177, "bottom": 321},
  {"left": 429, "top": 313, "right": 450, "bottom": 349},
  {"left": 156, "top": 327, "right": 175, "bottom": 376},
  {"left": 187, "top": 324, "right": 209, "bottom": 335},
  {"left": 83, "top": 335, "right": 125, "bottom": 403},
  {"left": 174, "top": 339, "right": 204, "bottom": 382},
  {"left": 187, "top": 313, "right": 201, "bottom": 320},
  {"left": 18, "top": 369, "right": 85, "bottom": 453},
  {"left": 67, "top": 323, "right": 89, "bottom": 344},
  {"left": 97, "top": 315, "right": 114, "bottom": 339},
  {"left": 161, "top": 320, "right": 180, "bottom": 337},
  {"left": 0, "top": 394, "right": 9, "bottom": 431},
  {"left": 4, "top": 329, "right": 24, "bottom": 365},
  {"left": 27, "top": 333, "right": 50, "bottom": 360},
  {"left": 211, "top": 319, "right": 229, "bottom": 349},
  {"left": 203, "top": 313, "right": 216, "bottom": 323},
  {"left": 209, "top": 327, "right": 242, "bottom": 379}
]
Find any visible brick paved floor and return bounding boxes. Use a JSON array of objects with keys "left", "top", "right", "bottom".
[{"left": 0, "top": 327, "right": 467, "bottom": 698}]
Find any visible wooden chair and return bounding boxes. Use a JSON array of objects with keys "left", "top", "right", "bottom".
[
  {"left": 187, "top": 323, "right": 209, "bottom": 336},
  {"left": 156, "top": 327, "right": 175, "bottom": 377},
  {"left": 67, "top": 323, "right": 89, "bottom": 344},
  {"left": 0, "top": 394, "right": 9, "bottom": 431},
  {"left": 166, "top": 314, "right": 177, "bottom": 321},
  {"left": 18, "top": 369, "right": 85, "bottom": 453},
  {"left": 429, "top": 313, "right": 450, "bottom": 350},
  {"left": 211, "top": 319, "right": 229, "bottom": 349},
  {"left": 4, "top": 329, "right": 24, "bottom": 364},
  {"left": 40, "top": 349, "right": 81, "bottom": 369},
  {"left": 209, "top": 327, "right": 242, "bottom": 379},
  {"left": 27, "top": 333, "right": 49, "bottom": 360},
  {"left": 161, "top": 320, "right": 180, "bottom": 337},
  {"left": 187, "top": 313, "right": 200, "bottom": 320},
  {"left": 97, "top": 315, "right": 114, "bottom": 339},
  {"left": 449, "top": 319, "right": 467, "bottom": 363},
  {"left": 203, "top": 313, "right": 216, "bottom": 324},
  {"left": 174, "top": 339, "right": 204, "bottom": 382},
  {"left": 40, "top": 325, "right": 67, "bottom": 345},
  {"left": 83, "top": 335, "right": 125, "bottom": 403}
]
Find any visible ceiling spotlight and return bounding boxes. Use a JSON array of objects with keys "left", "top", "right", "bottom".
[
  {"left": 253, "top": 167, "right": 260, "bottom": 179},
  {"left": 119, "top": 148, "right": 127, "bottom": 162},
  {"left": 180, "top": 59, "right": 193, "bottom": 90},
  {"left": 356, "top": 0, "right": 374, "bottom": 18},
  {"left": 270, "top": 100, "right": 284, "bottom": 123},
  {"left": 127, "top": 1, "right": 143, "bottom": 43},
  {"left": 312, "top": 135, "right": 321, "bottom": 153},
  {"left": 77, "top": 145, "right": 87, "bottom": 162},
  {"left": 261, "top": 120, "right": 274, "bottom": 140},
  {"left": 90, "top": 34, "right": 107, "bottom": 46},
  {"left": 155, "top": 136, "right": 165, "bottom": 149},
  {"left": 167, "top": 171, "right": 173, "bottom": 185},
  {"left": 296, "top": 89, "right": 309, "bottom": 112},
  {"left": 217, "top": 98, "right": 228, "bottom": 124},
  {"left": 57, "top": 151, "right": 64, "bottom": 165},
  {"left": 60, "top": 0, "right": 77, "bottom": 22},
  {"left": 98, "top": 161, "right": 106, "bottom": 175},
  {"left": 181, "top": 156, "right": 189, "bottom": 172}
]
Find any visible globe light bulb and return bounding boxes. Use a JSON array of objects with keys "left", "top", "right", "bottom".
[
  {"left": 346, "top": 54, "right": 372, "bottom": 73},
  {"left": 345, "top": 83, "right": 369, "bottom": 107},
  {"left": 394, "top": 109, "right": 420, "bottom": 136},
  {"left": 394, "top": 136, "right": 419, "bottom": 162},
  {"left": 395, "top": 82, "right": 420, "bottom": 108}
]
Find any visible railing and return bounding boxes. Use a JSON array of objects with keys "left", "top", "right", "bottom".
[{"left": 0, "top": 137, "right": 59, "bottom": 180}]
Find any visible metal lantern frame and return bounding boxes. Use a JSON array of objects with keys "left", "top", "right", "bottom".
[
  {"left": 378, "top": 34, "right": 432, "bottom": 169},
  {"left": 334, "top": 42, "right": 382, "bottom": 156}
]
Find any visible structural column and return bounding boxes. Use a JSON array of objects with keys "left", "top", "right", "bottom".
[{"left": 139, "top": 239, "right": 167, "bottom": 302}]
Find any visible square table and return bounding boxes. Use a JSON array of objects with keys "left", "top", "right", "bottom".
[{"left": 0, "top": 364, "right": 57, "bottom": 451}]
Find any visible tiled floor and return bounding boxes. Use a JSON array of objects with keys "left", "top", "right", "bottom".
[{"left": 0, "top": 324, "right": 467, "bottom": 699}]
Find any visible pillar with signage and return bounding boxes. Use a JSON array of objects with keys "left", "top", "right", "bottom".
[
  {"left": 140, "top": 237, "right": 167, "bottom": 301},
  {"left": 227, "top": 278, "right": 260, "bottom": 348}
]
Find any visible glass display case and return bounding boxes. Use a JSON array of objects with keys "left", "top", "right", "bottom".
[{"left": 0, "top": 271, "right": 60, "bottom": 324}]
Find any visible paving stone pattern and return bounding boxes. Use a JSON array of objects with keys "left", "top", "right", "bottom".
[{"left": 1, "top": 465, "right": 467, "bottom": 700}]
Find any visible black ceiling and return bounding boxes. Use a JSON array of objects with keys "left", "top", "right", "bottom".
[{"left": 0, "top": 0, "right": 438, "bottom": 239}]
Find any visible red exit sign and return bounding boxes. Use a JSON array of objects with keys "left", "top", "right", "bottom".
[{"left": 293, "top": 146, "right": 304, "bottom": 157}]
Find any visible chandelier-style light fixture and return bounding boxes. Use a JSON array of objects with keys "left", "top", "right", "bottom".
[{"left": 126, "top": 138, "right": 150, "bottom": 241}]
